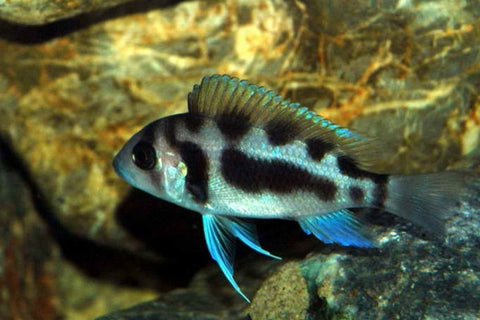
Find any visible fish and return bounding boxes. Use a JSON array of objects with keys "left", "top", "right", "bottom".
[{"left": 113, "top": 74, "right": 476, "bottom": 302}]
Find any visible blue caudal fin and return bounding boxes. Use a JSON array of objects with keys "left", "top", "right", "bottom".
[
  {"left": 202, "top": 215, "right": 280, "bottom": 302},
  {"left": 298, "top": 209, "right": 373, "bottom": 248}
]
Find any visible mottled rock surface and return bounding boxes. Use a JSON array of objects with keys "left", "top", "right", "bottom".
[
  {"left": 1, "top": 0, "right": 479, "bottom": 258},
  {"left": 0, "top": 140, "right": 159, "bottom": 320},
  {"left": 0, "top": 0, "right": 479, "bottom": 319},
  {"left": 297, "top": 205, "right": 480, "bottom": 320},
  {"left": 249, "top": 262, "right": 312, "bottom": 320},
  {"left": 95, "top": 289, "right": 247, "bottom": 320},
  {"left": 0, "top": 0, "right": 138, "bottom": 25},
  {"left": 0, "top": 139, "right": 60, "bottom": 320},
  {"left": 95, "top": 258, "right": 288, "bottom": 320}
]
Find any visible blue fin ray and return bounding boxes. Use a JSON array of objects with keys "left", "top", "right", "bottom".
[
  {"left": 227, "top": 218, "right": 281, "bottom": 260},
  {"left": 298, "top": 209, "right": 373, "bottom": 247},
  {"left": 202, "top": 215, "right": 280, "bottom": 302},
  {"left": 203, "top": 215, "right": 247, "bottom": 301}
]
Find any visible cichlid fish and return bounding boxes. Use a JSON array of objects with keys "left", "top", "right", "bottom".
[{"left": 113, "top": 74, "right": 474, "bottom": 302}]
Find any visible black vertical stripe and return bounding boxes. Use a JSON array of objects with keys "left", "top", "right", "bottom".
[
  {"left": 306, "top": 138, "right": 335, "bottom": 162},
  {"left": 139, "top": 120, "right": 159, "bottom": 144},
  {"left": 178, "top": 141, "right": 209, "bottom": 203},
  {"left": 216, "top": 112, "right": 251, "bottom": 141},
  {"left": 265, "top": 119, "right": 301, "bottom": 146},
  {"left": 163, "top": 118, "right": 209, "bottom": 203},
  {"left": 372, "top": 176, "right": 389, "bottom": 208},
  {"left": 165, "top": 118, "right": 177, "bottom": 147},
  {"left": 337, "top": 155, "right": 389, "bottom": 208},
  {"left": 184, "top": 114, "right": 204, "bottom": 133},
  {"left": 349, "top": 186, "right": 365, "bottom": 203},
  {"left": 337, "top": 155, "right": 369, "bottom": 179}
]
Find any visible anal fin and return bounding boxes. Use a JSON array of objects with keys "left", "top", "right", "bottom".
[
  {"left": 202, "top": 215, "right": 280, "bottom": 303},
  {"left": 299, "top": 209, "right": 373, "bottom": 248}
]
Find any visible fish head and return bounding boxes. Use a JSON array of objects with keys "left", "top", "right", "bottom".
[{"left": 113, "top": 119, "right": 186, "bottom": 202}]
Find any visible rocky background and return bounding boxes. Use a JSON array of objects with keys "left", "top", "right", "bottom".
[{"left": 0, "top": 0, "right": 479, "bottom": 319}]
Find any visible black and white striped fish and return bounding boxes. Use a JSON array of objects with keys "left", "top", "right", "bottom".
[{"left": 113, "top": 74, "right": 474, "bottom": 302}]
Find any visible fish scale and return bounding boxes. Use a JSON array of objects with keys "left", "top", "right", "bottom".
[
  {"left": 113, "top": 74, "right": 477, "bottom": 302},
  {"left": 167, "top": 115, "right": 365, "bottom": 217}
]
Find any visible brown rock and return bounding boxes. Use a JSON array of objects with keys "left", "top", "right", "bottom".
[
  {"left": 0, "top": 0, "right": 477, "bottom": 255},
  {"left": 0, "top": 141, "right": 60, "bottom": 320},
  {"left": 0, "top": 0, "right": 300, "bottom": 252},
  {"left": 0, "top": 0, "right": 137, "bottom": 25},
  {"left": 0, "top": 0, "right": 479, "bottom": 317},
  {"left": 249, "top": 262, "right": 310, "bottom": 320},
  {"left": 0, "top": 140, "right": 158, "bottom": 319}
]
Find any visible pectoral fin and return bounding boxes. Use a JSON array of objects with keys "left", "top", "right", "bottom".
[
  {"left": 226, "top": 217, "right": 281, "bottom": 260},
  {"left": 202, "top": 214, "right": 280, "bottom": 302}
]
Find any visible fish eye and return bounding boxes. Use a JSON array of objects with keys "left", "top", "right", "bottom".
[{"left": 131, "top": 141, "right": 157, "bottom": 170}]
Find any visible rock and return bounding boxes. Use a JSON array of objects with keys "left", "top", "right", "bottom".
[
  {"left": 0, "top": 0, "right": 141, "bottom": 25},
  {"left": 0, "top": 0, "right": 479, "bottom": 318},
  {"left": 0, "top": 139, "right": 162, "bottom": 319},
  {"left": 296, "top": 203, "right": 480, "bottom": 320},
  {"left": 0, "top": 0, "right": 478, "bottom": 260},
  {"left": 249, "top": 262, "right": 312, "bottom": 320},
  {"left": 0, "top": 0, "right": 301, "bottom": 256},
  {"left": 95, "top": 291, "right": 244, "bottom": 320},
  {"left": 94, "top": 258, "right": 286, "bottom": 320},
  {"left": 0, "top": 137, "right": 60, "bottom": 320}
]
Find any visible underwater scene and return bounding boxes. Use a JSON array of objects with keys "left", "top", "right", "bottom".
[{"left": 0, "top": 0, "right": 479, "bottom": 319}]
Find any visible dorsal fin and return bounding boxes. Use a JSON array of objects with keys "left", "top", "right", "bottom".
[{"left": 188, "top": 74, "right": 384, "bottom": 172}]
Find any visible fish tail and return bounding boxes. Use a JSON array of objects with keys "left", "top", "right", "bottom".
[{"left": 385, "top": 171, "right": 479, "bottom": 235}]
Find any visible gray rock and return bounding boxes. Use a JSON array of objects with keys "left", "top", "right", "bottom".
[
  {"left": 296, "top": 206, "right": 480, "bottom": 319},
  {"left": 245, "top": 202, "right": 480, "bottom": 320}
]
